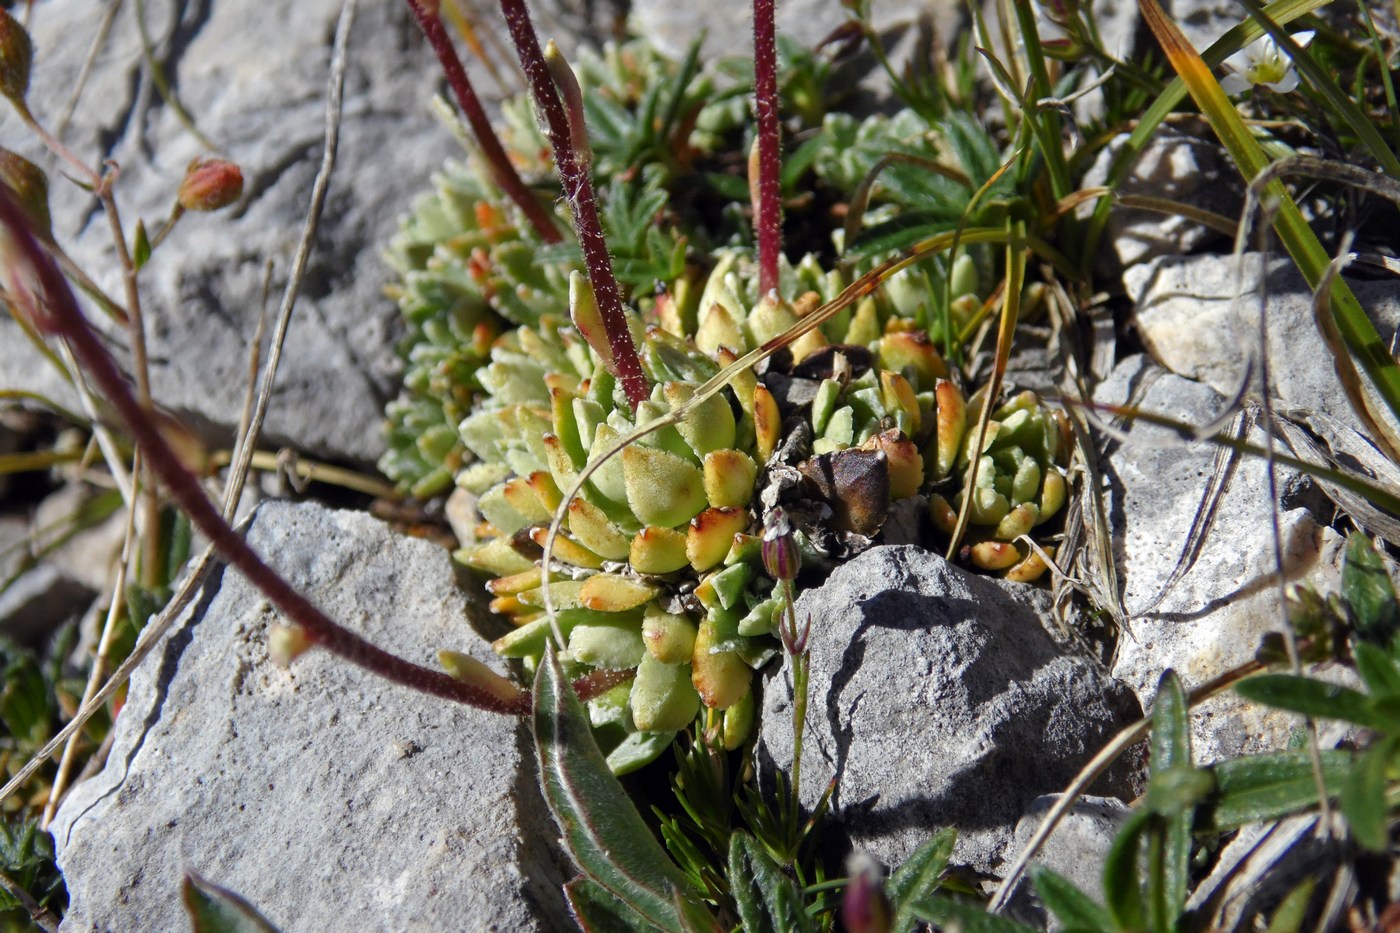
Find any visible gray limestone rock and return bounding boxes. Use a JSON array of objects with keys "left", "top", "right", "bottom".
[
  {"left": 0, "top": 0, "right": 615, "bottom": 465},
  {"left": 758, "top": 545, "right": 1142, "bottom": 875},
  {"left": 1095, "top": 355, "right": 1355, "bottom": 762},
  {"left": 51, "top": 500, "right": 565, "bottom": 932},
  {"left": 1005, "top": 795, "right": 1132, "bottom": 927},
  {"left": 1080, "top": 128, "right": 1237, "bottom": 273}
]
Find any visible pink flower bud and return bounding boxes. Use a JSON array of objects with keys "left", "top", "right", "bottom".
[
  {"left": 177, "top": 157, "right": 244, "bottom": 212},
  {"left": 761, "top": 506, "right": 800, "bottom": 581}
]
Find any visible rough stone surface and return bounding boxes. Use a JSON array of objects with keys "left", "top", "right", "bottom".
[
  {"left": 757, "top": 545, "right": 1142, "bottom": 875},
  {"left": 1081, "top": 128, "right": 1237, "bottom": 273},
  {"left": 0, "top": 0, "right": 616, "bottom": 465},
  {"left": 51, "top": 500, "right": 565, "bottom": 932},
  {"left": 1005, "top": 795, "right": 1132, "bottom": 927},
  {"left": 1127, "top": 253, "right": 1400, "bottom": 442},
  {"left": 1096, "top": 355, "right": 1355, "bottom": 762}
]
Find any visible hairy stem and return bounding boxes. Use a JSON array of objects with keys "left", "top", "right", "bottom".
[
  {"left": 497, "top": 0, "right": 650, "bottom": 409},
  {"left": 403, "top": 0, "right": 563, "bottom": 244},
  {"left": 0, "top": 188, "right": 530, "bottom": 716},
  {"left": 752, "top": 0, "right": 783, "bottom": 297}
]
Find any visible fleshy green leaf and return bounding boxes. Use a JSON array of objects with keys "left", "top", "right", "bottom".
[
  {"left": 533, "top": 646, "right": 712, "bottom": 931},
  {"left": 1028, "top": 866, "right": 1111, "bottom": 932},
  {"left": 182, "top": 873, "right": 282, "bottom": 933},
  {"left": 1343, "top": 534, "right": 1398, "bottom": 647},
  {"left": 1202, "top": 751, "right": 1352, "bottom": 830},
  {"left": 887, "top": 827, "right": 956, "bottom": 933},
  {"left": 1234, "top": 674, "right": 1385, "bottom": 729},
  {"left": 728, "top": 832, "right": 813, "bottom": 933}
]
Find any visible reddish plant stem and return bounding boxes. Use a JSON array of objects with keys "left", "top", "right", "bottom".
[
  {"left": 0, "top": 188, "right": 532, "bottom": 717},
  {"left": 404, "top": 0, "right": 562, "bottom": 244},
  {"left": 497, "top": 0, "right": 650, "bottom": 410},
  {"left": 752, "top": 0, "right": 783, "bottom": 298}
]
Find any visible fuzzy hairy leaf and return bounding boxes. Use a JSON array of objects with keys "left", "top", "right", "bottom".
[
  {"left": 1102, "top": 809, "right": 1149, "bottom": 932},
  {"left": 1234, "top": 674, "right": 1384, "bottom": 729},
  {"left": 1340, "top": 738, "right": 1396, "bottom": 852},
  {"left": 1029, "top": 866, "right": 1111, "bottom": 932},
  {"left": 182, "top": 873, "right": 282, "bottom": 933},
  {"left": 1202, "top": 750, "right": 1352, "bottom": 830},
  {"left": 728, "top": 832, "right": 813, "bottom": 933},
  {"left": 1146, "top": 672, "right": 1194, "bottom": 927},
  {"left": 887, "top": 828, "right": 956, "bottom": 933},
  {"left": 1353, "top": 641, "right": 1400, "bottom": 699},
  {"left": 565, "top": 876, "right": 655, "bottom": 932},
  {"left": 1343, "top": 533, "right": 1398, "bottom": 647},
  {"left": 534, "top": 647, "right": 712, "bottom": 931},
  {"left": 912, "top": 896, "right": 1038, "bottom": 932}
]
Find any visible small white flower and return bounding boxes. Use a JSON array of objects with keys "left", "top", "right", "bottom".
[{"left": 1220, "top": 30, "right": 1315, "bottom": 95}]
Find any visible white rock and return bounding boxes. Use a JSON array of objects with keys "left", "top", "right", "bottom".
[
  {"left": 1126, "top": 252, "right": 1400, "bottom": 443},
  {"left": 51, "top": 500, "right": 566, "bottom": 932},
  {"left": 758, "top": 545, "right": 1141, "bottom": 875},
  {"left": 1096, "top": 355, "right": 1355, "bottom": 763}
]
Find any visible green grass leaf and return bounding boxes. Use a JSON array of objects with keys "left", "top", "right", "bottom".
[
  {"left": 1139, "top": 0, "right": 1400, "bottom": 426},
  {"left": 533, "top": 646, "right": 712, "bottom": 932}
]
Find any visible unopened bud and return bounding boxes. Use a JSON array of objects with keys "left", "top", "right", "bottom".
[
  {"left": 177, "top": 157, "right": 243, "bottom": 212},
  {"left": 0, "top": 148, "right": 50, "bottom": 238},
  {"left": 0, "top": 8, "right": 32, "bottom": 106},
  {"left": 268, "top": 624, "right": 314, "bottom": 667},
  {"left": 841, "top": 853, "right": 893, "bottom": 933},
  {"left": 761, "top": 506, "right": 800, "bottom": 581}
]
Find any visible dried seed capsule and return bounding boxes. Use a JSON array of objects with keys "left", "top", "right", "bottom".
[{"left": 177, "top": 157, "right": 244, "bottom": 212}]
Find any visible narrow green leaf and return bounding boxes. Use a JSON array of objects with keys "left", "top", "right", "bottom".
[
  {"left": 533, "top": 647, "right": 711, "bottom": 932},
  {"left": 1203, "top": 751, "right": 1352, "bottom": 829},
  {"left": 727, "top": 832, "right": 813, "bottom": 933},
  {"left": 1234, "top": 674, "right": 1384, "bottom": 729},
  {"left": 1139, "top": 0, "right": 1400, "bottom": 424},
  {"left": 1028, "top": 866, "right": 1111, "bottom": 932},
  {"left": 1340, "top": 740, "right": 1394, "bottom": 852},
  {"left": 1265, "top": 878, "right": 1316, "bottom": 933},
  {"left": 911, "top": 896, "right": 1039, "bottom": 932},
  {"left": 1343, "top": 534, "right": 1398, "bottom": 646},
  {"left": 182, "top": 873, "right": 282, "bottom": 933},
  {"left": 1102, "top": 809, "right": 1149, "bottom": 932},
  {"left": 1353, "top": 642, "right": 1400, "bottom": 699},
  {"left": 1143, "top": 676, "right": 1205, "bottom": 931},
  {"left": 887, "top": 827, "right": 956, "bottom": 933},
  {"left": 565, "top": 877, "right": 656, "bottom": 932},
  {"left": 1238, "top": 0, "right": 1400, "bottom": 179},
  {"left": 1150, "top": 671, "right": 1192, "bottom": 774}
]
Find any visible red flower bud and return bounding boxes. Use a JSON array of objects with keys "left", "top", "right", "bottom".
[
  {"left": 0, "top": 8, "right": 32, "bottom": 106},
  {"left": 177, "top": 157, "right": 244, "bottom": 212},
  {"left": 761, "top": 506, "right": 800, "bottom": 581}
]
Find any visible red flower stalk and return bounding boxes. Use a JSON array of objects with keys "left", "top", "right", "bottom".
[
  {"left": 403, "top": 0, "right": 563, "bottom": 244},
  {"left": 752, "top": 0, "right": 783, "bottom": 298},
  {"left": 497, "top": 0, "right": 650, "bottom": 410}
]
